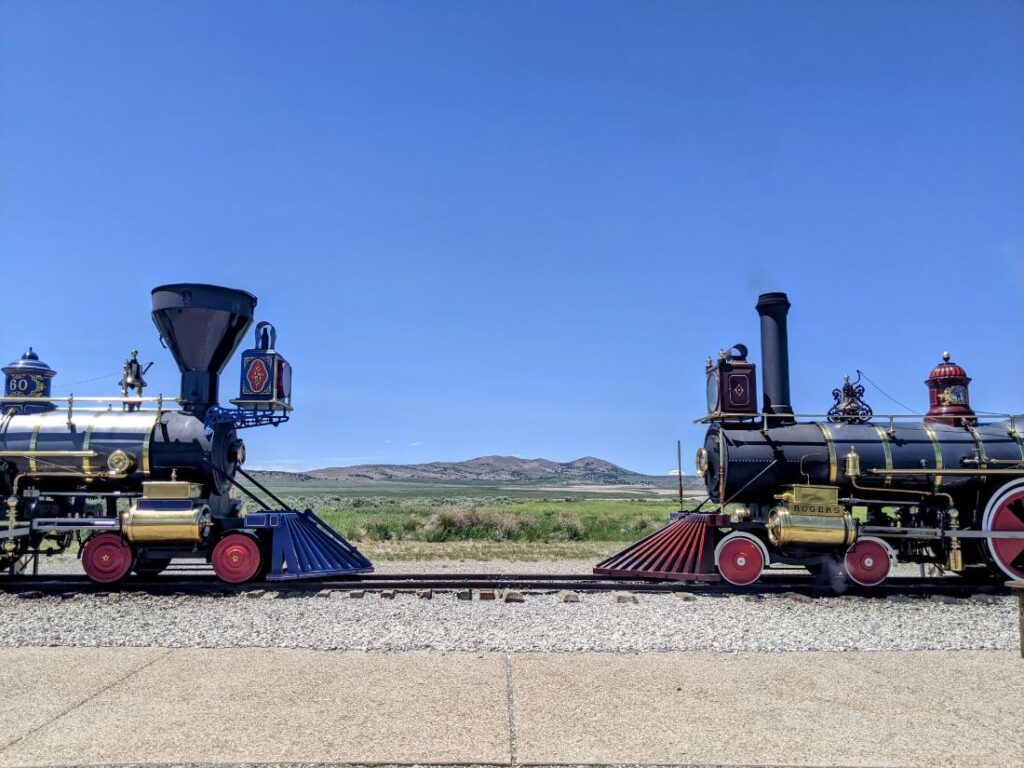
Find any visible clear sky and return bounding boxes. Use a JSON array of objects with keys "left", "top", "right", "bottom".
[{"left": 2, "top": 1, "right": 1022, "bottom": 474}]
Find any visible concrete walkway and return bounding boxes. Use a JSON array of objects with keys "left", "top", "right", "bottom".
[{"left": 0, "top": 647, "right": 1021, "bottom": 767}]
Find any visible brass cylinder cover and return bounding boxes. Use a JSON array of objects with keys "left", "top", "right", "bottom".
[
  {"left": 121, "top": 503, "right": 211, "bottom": 544},
  {"left": 766, "top": 506, "right": 856, "bottom": 547}
]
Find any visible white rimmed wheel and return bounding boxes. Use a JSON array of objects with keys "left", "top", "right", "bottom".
[
  {"left": 844, "top": 537, "right": 896, "bottom": 587},
  {"left": 982, "top": 479, "right": 1024, "bottom": 583},
  {"left": 715, "top": 532, "right": 769, "bottom": 586}
]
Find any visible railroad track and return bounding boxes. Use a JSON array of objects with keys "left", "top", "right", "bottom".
[{"left": 0, "top": 569, "right": 1011, "bottom": 598}]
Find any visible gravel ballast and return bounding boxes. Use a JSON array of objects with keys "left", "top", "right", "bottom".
[{"left": 0, "top": 586, "right": 1016, "bottom": 653}]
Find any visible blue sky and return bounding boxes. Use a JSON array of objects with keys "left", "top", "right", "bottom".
[{"left": 2, "top": 1, "right": 1022, "bottom": 474}]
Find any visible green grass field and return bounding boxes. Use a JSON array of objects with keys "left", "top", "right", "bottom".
[{"left": 238, "top": 476, "right": 701, "bottom": 558}]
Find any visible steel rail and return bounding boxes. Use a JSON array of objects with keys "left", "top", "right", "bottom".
[{"left": 0, "top": 571, "right": 1011, "bottom": 598}]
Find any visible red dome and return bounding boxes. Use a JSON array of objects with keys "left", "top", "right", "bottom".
[
  {"left": 927, "top": 352, "right": 969, "bottom": 382},
  {"left": 924, "top": 351, "right": 975, "bottom": 426}
]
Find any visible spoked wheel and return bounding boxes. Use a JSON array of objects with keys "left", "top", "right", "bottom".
[
  {"left": 715, "top": 533, "right": 768, "bottom": 586},
  {"left": 982, "top": 480, "right": 1024, "bottom": 583},
  {"left": 844, "top": 537, "right": 895, "bottom": 586},
  {"left": 82, "top": 533, "right": 135, "bottom": 584},
  {"left": 212, "top": 534, "right": 263, "bottom": 584},
  {"left": 133, "top": 557, "right": 172, "bottom": 577}
]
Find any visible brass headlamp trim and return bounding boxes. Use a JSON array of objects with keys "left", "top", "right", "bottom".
[
  {"left": 695, "top": 448, "right": 709, "bottom": 479},
  {"left": 107, "top": 450, "right": 135, "bottom": 474}
]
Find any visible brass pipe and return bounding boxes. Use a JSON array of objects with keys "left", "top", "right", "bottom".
[
  {"left": 947, "top": 508, "right": 963, "bottom": 571},
  {"left": 3, "top": 497, "right": 18, "bottom": 555},
  {"left": 852, "top": 475, "right": 932, "bottom": 501},
  {"left": 850, "top": 474, "right": 955, "bottom": 508},
  {"left": 717, "top": 427, "right": 726, "bottom": 504}
]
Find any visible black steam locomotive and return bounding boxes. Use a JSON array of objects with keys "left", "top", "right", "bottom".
[
  {"left": 692, "top": 292, "right": 1024, "bottom": 585},
  {"left": 1, "top": 283, "right": 370, "bottom": 584},
  {"left": 597, "top": 292, "right": 1024, "bottom": 586}
]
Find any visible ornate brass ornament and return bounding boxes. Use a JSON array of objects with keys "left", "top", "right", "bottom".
[{"left": 827, "top": 372, "right": 873, "bottom": 424}]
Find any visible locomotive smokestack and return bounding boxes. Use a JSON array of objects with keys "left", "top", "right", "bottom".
[
  {"left": 151, "top": 284, "right": 256, "bottom": 417},
  {"left": 755, "top": 291, "right": 793, "bottom": 421}
]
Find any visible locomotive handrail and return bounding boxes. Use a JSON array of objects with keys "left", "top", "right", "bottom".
[
  {"left": 782, "top": 412, "right": 1024, "bottom": 420},
  {"left": 867, "top": 468, "right": 1024, "bottom": 476},
  {"left": 697, "top": 411, "right": 1024, "bottom": 423},
  {"left": 1, "top": 395, "right": 183, "bottom": 404},
  {"left": 23, "top": 407, "right": 184, "bottom": 413},
  {"left": 2, "top": 394, "right": 186, "bottom": 426}
]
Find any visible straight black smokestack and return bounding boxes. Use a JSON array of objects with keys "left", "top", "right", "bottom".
[
  {"left": 151, "top": 284, "right": 256, "bottom": 418},
  {"left": 755, "top": 292, "right": 793, "bottom": 421}
]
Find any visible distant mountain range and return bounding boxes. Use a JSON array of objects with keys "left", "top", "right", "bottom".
[{"left": 250, "top": 455, "right": 699, "bottom": 487}]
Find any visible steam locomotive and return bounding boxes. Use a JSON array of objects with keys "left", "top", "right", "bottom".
[
  {"left": 692, "top": 292, "right": 1024, "bottom": 586},
  {"left": 1, "top": 283, "right": 370, "bottom": 584},
  {"left": 597, "top": 291, "right": 1024, "bottom": 586}
]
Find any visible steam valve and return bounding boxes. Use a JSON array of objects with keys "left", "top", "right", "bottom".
[{"left": 844, "top": 446, "right": 861, "bottom": 479}]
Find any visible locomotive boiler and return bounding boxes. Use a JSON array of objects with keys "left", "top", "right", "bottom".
[
  {"left": 598, "top": 292, "right": 1024, "bottom": 587},
  {"left": 1, "top": 283, "right": 370, "bottom": 584}
]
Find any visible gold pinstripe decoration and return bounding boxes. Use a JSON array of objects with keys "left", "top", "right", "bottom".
[
  {"left": 923, "top": 423, "right": 943, "bottom": 488},
  {"left": 81, "top": 414, "right": 96, "bottom": 475},
  {"left": 28, "top": 422, "right": 41, "bottom": 474},
  {"left": 142, "top": 413, "right": 157, "bottom": 475},
  {"left": 818, "top": 423, "right": 838, "bottom": 484},
  {"left": 873, "top": 425, "right": 893, "bottom": 488}
]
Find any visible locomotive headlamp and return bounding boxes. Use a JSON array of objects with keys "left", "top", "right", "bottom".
[
  {"left": 695, "top": 448, "right": 709, "bottom": 479},
  {"left": 705, "top": 344, "right": 756, "bottom": 416},
  {"left": 107, "top": 450, "right": 135, "bottom": 474}
]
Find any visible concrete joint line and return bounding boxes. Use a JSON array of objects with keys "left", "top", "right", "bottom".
[
  {"left": 504, "top": 651, "right": 518, "bottom": 768},
  {"left": 0, "top": 648, "right": 173, "bottom": 754}
]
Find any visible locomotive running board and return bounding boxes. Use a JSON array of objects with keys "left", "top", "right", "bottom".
[
  {"left": 244, "top": 509, "right": 373, "bottom": 580},
  {"left": 593, "top": 512, "right": 728, "bottom": 581}
]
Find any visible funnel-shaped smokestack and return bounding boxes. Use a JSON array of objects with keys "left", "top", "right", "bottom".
[
  {"left": 151, "top": 284, "right": 257, "bottom": 416},
  {"left": 755, "top": 292, "right": 793, "bottom": 421}
]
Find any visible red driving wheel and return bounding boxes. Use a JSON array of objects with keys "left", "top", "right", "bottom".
[
  {"left": 212, "top": 534, "right": 263, "bottom": 584},
  {"left": 82, "top": 533, "right": 135, "bottom": 584},
  {"left": 716, "top": 534, "right": 766, "bottom": 586},
  {"left": 844, "top": 538, "right": 893, "bottom": 586},
  {"left": 984, "top": 485, "right": 1024, "bottom": 582}
]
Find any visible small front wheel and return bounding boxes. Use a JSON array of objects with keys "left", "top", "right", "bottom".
[
  {"left": 211, "top": 534, "right": 263, "bottom": 584},
  {"left": 715, "top": 533, "right": 768, "bottom": 586}
]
